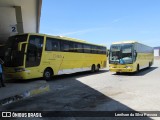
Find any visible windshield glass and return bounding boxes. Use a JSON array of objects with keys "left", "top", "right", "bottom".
[
  {"left": 4, "top": 34, "right": 28, "bottom": 67},
  {"left": 109, "top": 44, "right": 133, "bottom": 64}
]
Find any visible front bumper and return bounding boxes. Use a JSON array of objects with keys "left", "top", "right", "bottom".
[
  {"left": 109, "top": 64, "right": 136, "bottom": 72},
  {"left": 4, "top": 72, "right": 27, "bottom": 79},
  {"left": 109, "top": 68, "right": 134, "bottom": 72}
]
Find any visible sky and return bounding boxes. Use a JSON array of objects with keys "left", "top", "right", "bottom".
[{"left": 40, "top": 0, "right": 160, "bottom": 48}]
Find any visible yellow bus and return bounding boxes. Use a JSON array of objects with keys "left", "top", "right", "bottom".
[
  {"left": 4, "top": 33, "right": 107, "bottom": 80},
  {"left": 109, "top": 41, "right": 154, "bottom": 74}
]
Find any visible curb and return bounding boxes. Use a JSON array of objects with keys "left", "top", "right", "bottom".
[{"left": 0, "top": 84, "right": 50, "bottom": 106}]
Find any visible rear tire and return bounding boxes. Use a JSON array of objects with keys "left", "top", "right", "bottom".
[
  {"left": 91, "top": 65, "right": 96, "bottom": 73},
  {"left": 148, "top": 62, "right": 151, "bottom": 68},
  {"left": 116, "top": 72, "right": 120, "bottom": 75},
  {"left": 43, "top": 68, "right": 53, "bottom": 81},
  {"left": 136, "top": 64, "right": 139, "bottom": 72},
  {"left": 96, "top": 64, "right": 100, "bottom": 72}
]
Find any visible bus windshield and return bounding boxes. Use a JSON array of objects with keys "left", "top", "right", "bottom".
[
  {"left": 109, "top": 44, "right": 133, "bottom": 64},
  {"left": 4, "top": 34, "right": 28, "bottom": 67}
]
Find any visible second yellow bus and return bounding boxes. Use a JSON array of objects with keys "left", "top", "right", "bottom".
[{"left": 109, "top": 41, "right": 154, "bottom": 74}]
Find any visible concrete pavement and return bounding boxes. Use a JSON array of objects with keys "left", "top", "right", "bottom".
[{"left": 0, "top": 79, "right": 49, "bottom": 106}]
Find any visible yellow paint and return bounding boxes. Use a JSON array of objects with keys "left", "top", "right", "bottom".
[{"left": 30, "top": 85, "right": 49, "bottom": 96}]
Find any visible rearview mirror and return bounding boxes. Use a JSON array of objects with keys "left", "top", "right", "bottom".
[
  {"left": 18, "top": 42, "right": 27, "bottom": 51},
  {"left": 134, "top": 50, "right": 137, "bottom": 57}
]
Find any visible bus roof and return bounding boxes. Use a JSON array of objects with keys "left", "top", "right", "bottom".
[
  {"left": 112, "top": 41, "right": 137, "bottom": 44},
  {"left": 12, "top": 33, "right": 106, "bottom": 47},
  {"left": 46, "top": 34, "right": 106, "bottom": 47},
  {"left": 47, "top": 35, "right": 87, "bottom": 43},
  {"left": 111, "top": 41, "right": 153, "bottom": 49}
]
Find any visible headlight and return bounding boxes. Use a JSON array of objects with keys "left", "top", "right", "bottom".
[
  {"left": 110, "top": 66, "right": 116, "bottom": 68},
  {"left": 125, "top": 66, "right": 132, "bottom": 69}
]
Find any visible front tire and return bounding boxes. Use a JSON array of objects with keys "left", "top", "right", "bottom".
[{"left": 43, "top": 68, "right": 53, "bottom": 81}]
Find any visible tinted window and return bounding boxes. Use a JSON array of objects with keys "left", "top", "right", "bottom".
[
  {"left": 45, "top": 38, "right": 60, "bottom": 51},
  {"left": 61, "top": 41, "right": 73, "bottom": 52},
  {"left": 91, "top": 45, "right": 98, "bottom": 54},
  {"left": 97, "top": 46, "right": 101, "bottom": 54},
  {"left": 26, "top": 35, "right": 44, "bottom": 67},
  {"left": 74, "top": 43, "right": 83, "bottom": 53},
  {"left": 4, "top": 34, "right": 28, "bottom": 67},
  {"left": 5, "top": 34, "right": 28, "bottom": 51},
  {"left": 102, "top": 47, "right": 107, "bottom": 54},
  {"left": 83, "top": 44, "right": 91, "bottom": 53}
]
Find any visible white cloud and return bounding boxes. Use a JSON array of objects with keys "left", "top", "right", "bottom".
[
  {"left": 111, "top": 18, "right": 121, "bottom": 23},
  {"left": 42, "top": 17, "right": 125, "bottom": 36},
  {"left": 58, "top": 27, "right": 106, "bottom": 36}
]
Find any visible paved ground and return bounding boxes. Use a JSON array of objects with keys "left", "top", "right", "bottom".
[
  {"left": 0, "top": 80, "right": 48, "bottom": 100},
  {"left": 0, "top": 80, "right": 49, "bottom": 106},
  {"left": 0, "top": 59, "right": 160, "bottom": 120}
]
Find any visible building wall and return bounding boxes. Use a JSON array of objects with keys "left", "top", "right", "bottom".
[
  {"left": 0, "top": 0, "right": 39, "bottom": 44},
  {"left": 20, "top": 0, "right": 37, "bottom": 33},
  {"left": 154, "top": 49, "right": 160, "bottom": 56},
  {"left": 0, "top": 7, "right": 17, "bottom": 43}
]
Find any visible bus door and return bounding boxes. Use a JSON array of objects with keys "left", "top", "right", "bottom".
[{"left": 25, "top": 35, "right": 44, "bottom": 77}]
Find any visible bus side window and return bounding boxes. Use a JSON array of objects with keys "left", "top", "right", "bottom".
[
  {"left": 102, "top": 47, "right": 107, "bottom": 54},
  {"left": 74, "top": 43, "right": 78, "bottom": 52},
  {"left": 91, "top": 45, "right": 97, "bottom": 54},
  {"left": 60, "top": 41, "right": 73, "bottom": 52},
  {"left": 45, "top": 38, "right": 60, "bottom": 51},
  {"left": 97, "top": 46, "right": 101, "bottom": 54},
  {"left": 69, "top": 42, "right": 74, "bottom": 52},
  {"left": 83, "top": 44, "right": 91, "bottom": 53},
  {"left": 74, "top": 43, "right": 83, "bottom": 53}
]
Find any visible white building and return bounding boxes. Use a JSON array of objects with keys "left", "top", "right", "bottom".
[
  {"left": 0, "top": 0, "right": 42, "bottom": 44},
  {"left": 0, "top": 0, "right": 42, "bottom": 59},
  {"left": 154, "top": 47, "right": 160, "bottom": 57}
]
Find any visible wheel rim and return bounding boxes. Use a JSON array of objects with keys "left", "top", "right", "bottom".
[{"left": 45, "top": 71, "right": 50, "bottom": 78}]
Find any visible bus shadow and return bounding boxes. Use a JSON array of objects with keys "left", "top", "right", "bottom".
[
  {"left": 4, "top": 70, "right": 109, "bottom": 83},
  {"left": 112, "top": 67, "right": 158, "bottom": 76},
  {"left": 134, "top": 67, "right": 158, "bottom": 76},
  {"left": 4, "top": 78, "right": 40, "bottom": 83},
  {"left": 1, "top": 74, "right": 153, "bottom": 120},
  {"left": 52, "top": 70, "right": 109, "bottom": 81}
]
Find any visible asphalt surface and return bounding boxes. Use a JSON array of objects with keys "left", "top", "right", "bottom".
[{"left": 0, "top": 59, "right": 160, "bottom": 120}]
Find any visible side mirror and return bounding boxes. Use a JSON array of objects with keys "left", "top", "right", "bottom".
[
  {"left": 134, "top": 50, "right": 137, "bottom": 57},
  {"left": 18, "top": 42, "right": 27, "bottom": 51},
  {"left": 107, "top": 50, "right": 110, "bottom": 57}
]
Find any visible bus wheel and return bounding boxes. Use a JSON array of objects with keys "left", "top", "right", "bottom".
[
  {"left": 148, "top": 62, "right": 151, "bottom": 68},
  {"left": 136, "top": 64, "right": 139, "bottom": 72},
  {"left": 91, "top": 65, "right": 96, "bottom": 72},
  {"left": 97, "top": 64, "right": 100, "bottom": 72},
  {"left": 43, "top": 68, "right": 53, "bottom": 81},
  {"left": 116, "top": 72, "right": 120, "bottom": 74}
]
